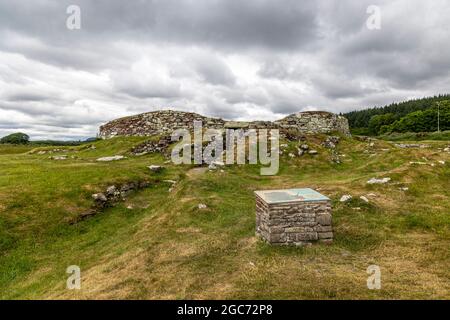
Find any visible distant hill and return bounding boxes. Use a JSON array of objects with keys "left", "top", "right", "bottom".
[{"left": 343, "top": 94, "right": 450, "bottom": 135}]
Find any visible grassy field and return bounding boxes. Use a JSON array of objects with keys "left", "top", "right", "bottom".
[{"left": 0, "top": 135, "right": 449, "bottom": 299}]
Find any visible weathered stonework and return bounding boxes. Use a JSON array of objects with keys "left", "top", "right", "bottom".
[
  {"left": 99, "top": 110, "right": 350, "bottom": 138},
  {"left": 255, "top": 188, "right": 333, "bottom": 246},
  {"left": 275, "top": 111, "right": 349, "bottom": 135}
]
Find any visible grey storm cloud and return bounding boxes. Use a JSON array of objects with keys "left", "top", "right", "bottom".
[{"left": 0, "top": 0, "right": 449, "bottom": 139}]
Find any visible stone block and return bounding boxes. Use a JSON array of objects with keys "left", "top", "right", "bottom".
[
  {"left": 317, "top": 213, "right": 332, "bottom": 226},
  {"left": 318, "top": 232, "right": 333, "bottom": 239},
  {"left": 255, "top": 188, "right": 333, "bottom": 246}
]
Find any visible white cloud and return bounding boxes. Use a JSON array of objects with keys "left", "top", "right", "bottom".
[{"left": 0, "top": 0, "right": 449, "bottom": 139}]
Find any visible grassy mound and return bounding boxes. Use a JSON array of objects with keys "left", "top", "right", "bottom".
[{"left": 0, "top": 135, "right": 449, "bottom": 299}]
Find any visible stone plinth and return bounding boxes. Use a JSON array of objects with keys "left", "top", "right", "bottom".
[{"left": 255, "top": 188, "right": 333, "bottom": 246}]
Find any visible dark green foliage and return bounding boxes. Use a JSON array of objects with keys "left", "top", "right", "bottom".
[
  {"left": 383, "top": 100, "right": 450, "bottom": 133},
  {"left": 368, "top": 113, "right": 397, "bottom": 135},
  {"left": 344, "top": 94, "right": 450, "bottom": 134},
  {"left": 0, "top": 132, "right": 30, "bottom": 144}
]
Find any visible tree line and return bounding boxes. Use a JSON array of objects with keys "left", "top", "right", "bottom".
[{"left": 343, "top": 94, "right": 450, "bottom": 135}]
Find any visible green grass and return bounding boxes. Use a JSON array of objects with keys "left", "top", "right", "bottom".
[
  {"left": 379, "top": 130, "right": 450, "bottom": 141},
  {"left": 0, "top": 135, "right": 449, "bottom": 299}
]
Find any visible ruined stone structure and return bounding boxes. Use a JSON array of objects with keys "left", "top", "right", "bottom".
[
  {"left": 275, "top": 111, "right": 350, "bottom": 135},
  {"left": 255, "top": 188, "right": 333, "bottom": 246},
  {"left": 99, "top": 110, "right": 350, "bottom": 138}
]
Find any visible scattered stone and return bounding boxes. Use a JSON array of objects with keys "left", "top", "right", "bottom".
[
  {"left": 164, "top": 180, "right": 177, "bottom": 192},
  {"left": 322, "top": 136, "right": 340, "bottom": 149},
  {"left": 92, "top": 193, "right": 107, "bottom": 205},
  {"left": 71, "top": 180, "right": 152, "bottom": 223},
  {"left": 367, "top": 193, "right": 377, "bottom": 197},
  {"left": 198, "top": 203, "right": 207, "bottom": 209},
  {"left": 148, "top": 165, "right": 164, "bottom": 172},
  {"left": 50, "top": 155, "right": 68, "bottom": 160},
  {"left": 308, "top": 150, "right": 318, "bottom": 155},
  {"left": 106, "top": 186, "right": 117, "bottom": 196},
  {"left": 212, "top": 160, "right": 225, "bottom": 167},
  {"left": 367, "top": 177, "right": 391, "bottom": 184},
  {"left": 37, "top": 151, "right": 47, "bottom": 155},
  {"left": 409, "top": 161, "right": 428, "bottom": 165},
  {"left": 130, "top": 135, "right": 172, "bottom": 156},
  {"left": 444, "top": 147, "right": 450, "bottom": 152},
  {"left": 400, "top": 187, "right": 409, "bottom": 191},
  {"left": 288, "top": 153, "right": 295, "bottom": 158},
  {"left": 330, "top": 150, "right": 341, "bottom": 164},
  {"left": 369, "top": 142, "right": 375, "bottom": 147},
  {"left": 208, "top": 163, "right": 217, "bottom": 170},
  {"left": 394, "top": 143, "right": 430, "bottom": 149},
  {"left": 438, "top": 160, "right": 446, "bottom": 165},
  {"left": 360, "top": 196, "right": 369, "bottom": 203},
  {"left": 300, "top": 144, "right": 309, "bottom": 150},
  {"left": 297, "top": 148, "right": 304, "bottom": 156},
  {"left": 126, "top": 205, "right": 134, "bottom": 210},
  {"left": 96, "top": 155, "right": 125, "bottom": 162},
  {"left": 340, "top": 195, "right": 352, "bottom": 202}
]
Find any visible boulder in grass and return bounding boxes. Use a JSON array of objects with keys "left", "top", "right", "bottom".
[
  {"left": 208, "top": 163, "right": 217, "bottom": 170},
  {"left": 340, "top": 195, "right": 352, "bottom": 202},
  {"left": 96, "top": 155, "right": 125, "bottom": 162},
  {"left": 148, "top": 165, "right": 164, "bottom": 172},
  {"left": 367, "top": 177, "right": 391, "bottom": 184},
  {"left": 92, "top": 193, "right": 107, "bottom": 202},
  {"left": 212, "top": 160, "right": 225, "bottom": 167},
  {"left": 360, "top": 196, "right": 369, "bottom": 203},
  {"left": 50, "top": 155, "right": 68, "bottom": 160},
  {"left": 300, "top": 144, "right": 309, "bottom": 150},
  {"left": 106, "top": 185, "right": 117, "bottom": 196}
]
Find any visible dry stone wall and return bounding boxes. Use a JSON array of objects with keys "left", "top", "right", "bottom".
[
  {"left": 275, "top": 111, "right": 350, "bottom": 135},
  {"left": 99, "top": 110, "right": 350, "bottom": 138}
]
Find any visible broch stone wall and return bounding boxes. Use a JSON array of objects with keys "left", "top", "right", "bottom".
[
  {"left": 255, "top": 190, "right": 333, "bottom": 246},
  {"left": 274, "top": 111, "right": 350, "bottom": 135},
  {"left": 99, "top": 110, "right": 350, "bottom": 138}
]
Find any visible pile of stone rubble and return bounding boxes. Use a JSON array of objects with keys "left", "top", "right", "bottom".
[{"left": 130, "top": 136, "right": 172, "bottom": 156}]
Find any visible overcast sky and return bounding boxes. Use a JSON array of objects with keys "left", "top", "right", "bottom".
[{"left": 0, "top": 0, "right": 449, "bottom": 140}]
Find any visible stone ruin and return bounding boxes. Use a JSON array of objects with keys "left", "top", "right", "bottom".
[
  {"left": 255, "top": 188, "right": 333, "bottom": 246},
  {"left": 99, "top": 110, "right": 350, "bottom": 139}
]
